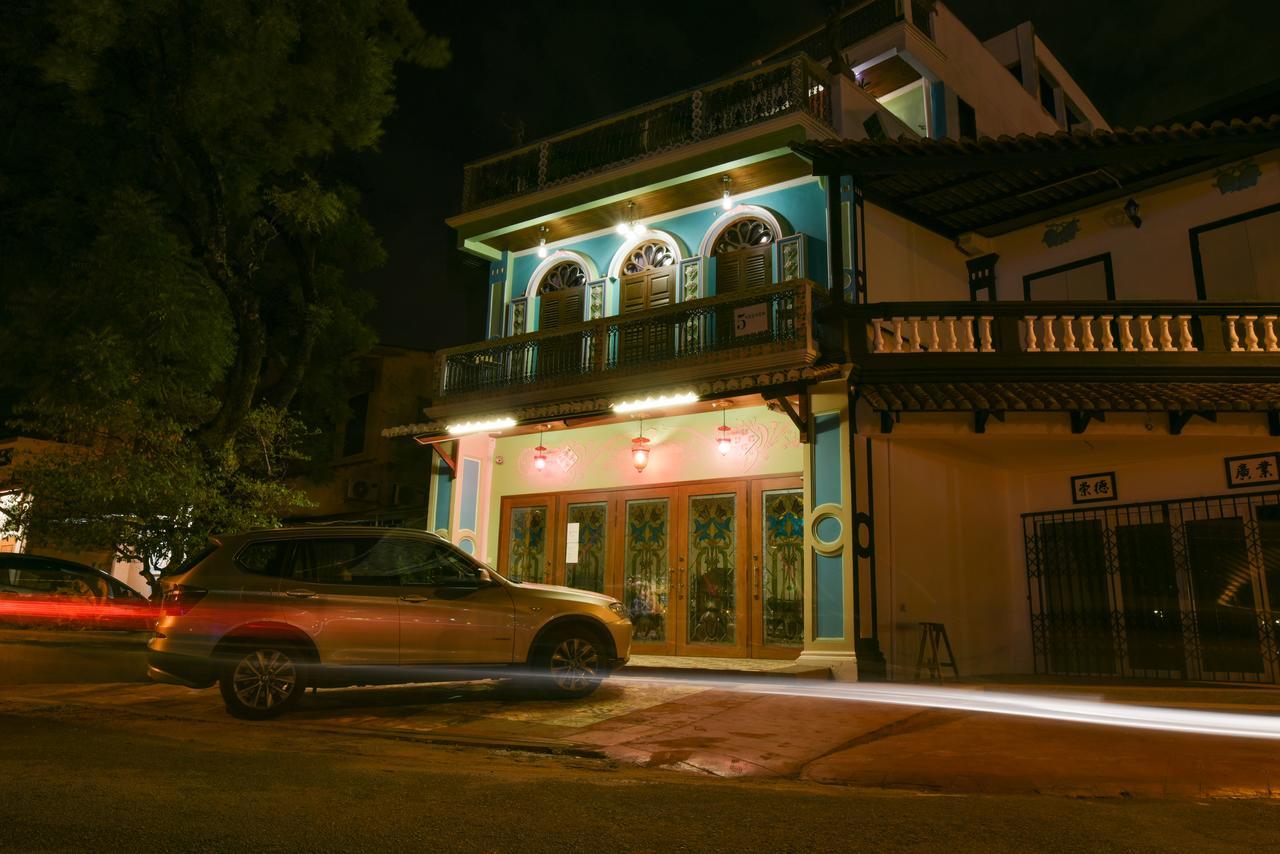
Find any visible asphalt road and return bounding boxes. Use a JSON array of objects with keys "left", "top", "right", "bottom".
[{"left": 1, "top": 702, "right": 1278, "bottom": 853}]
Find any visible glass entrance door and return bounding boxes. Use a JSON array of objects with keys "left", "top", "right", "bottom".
[
  {"left": 496, "top": 496, "right": 553, "bottom": 584},
  {"left": 677, "top": 482, "right": 748, "bottom": 657},
  {"left": 752, "top": 479, "right": 805, "bottom": 656},
  {"left": 621, "top": 490, "right": 676, "bottom": 654}
]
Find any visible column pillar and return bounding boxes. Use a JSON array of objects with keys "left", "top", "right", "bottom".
[{"left": 797, "top": 377, "right": 859, "bottom": 680}]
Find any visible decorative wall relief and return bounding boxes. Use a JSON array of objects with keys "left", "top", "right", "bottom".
[
  {"left": 1042, "top": 218, "right": 1080, "bottom": 247},
  {"left": 1214, "top": 161, "right": 1261, "bottom": 194},
  {"left": 586, "top": 278, "right": 606, "bottom": 319},
  {"left": 679, "top": 257, "right": 702, "bottom": 301},
  {"left": 777, "top": 233, "right": 806, "bottom": 281},
  {"left": 511, "top": 299, "right": 527, "bottom": 335}
]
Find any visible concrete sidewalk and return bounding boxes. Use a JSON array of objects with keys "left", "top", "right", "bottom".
[{"left": 3, "top": 673, "right": 1278, "bottom": 799}]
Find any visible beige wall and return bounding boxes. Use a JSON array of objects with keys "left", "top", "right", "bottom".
[
  {"left": 874, "top": 439, "right": 1026, "bottom": 678},
  {"left": 484, "top": 404, "right": 804, "bottom": 564},
  {"left": 865, "top": 204, "right": 971, "bottom": 302},
  {"left": 873, "top": 426, "right": 1280, "bottom": 678},
  {"left": 991, "top": 152, "right": 1280, "bottom": 301}
]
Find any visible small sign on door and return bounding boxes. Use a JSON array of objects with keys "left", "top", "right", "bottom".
[
  {"left": 734, "top": 303, "right": 768, "bottom": 336},
  {"left": 564, "top": 522, "right": 580, "bottom": 563},
  {"left": 1070, "top": 471, "right": 1117, "bottom": 504},
  {"left": 1225, "top": 452, "right": 1280, "bottom": 489}
]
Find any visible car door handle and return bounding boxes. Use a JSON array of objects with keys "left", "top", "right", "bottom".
[
  {"left": 400, "top": 594, "right": 430, "bottom": 604},
  {"left": 285, "top": 589, "right": 318, "bottom": 599}
]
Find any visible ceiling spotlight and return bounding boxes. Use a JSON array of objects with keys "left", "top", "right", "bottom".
[{"left": 617, "top": 201, "right": 642, "bottom": 237}]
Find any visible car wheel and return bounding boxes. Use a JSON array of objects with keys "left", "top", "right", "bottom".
[
  {"left": 535, "top": 629, "right": 605, "bottom": 699},
  {"left": 218, "top": 644, "right": 308, "bottom": 720}
]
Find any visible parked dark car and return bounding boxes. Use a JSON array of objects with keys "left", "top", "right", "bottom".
[{"left": 0, "top": 553, "right": 156, "bottom": 631}]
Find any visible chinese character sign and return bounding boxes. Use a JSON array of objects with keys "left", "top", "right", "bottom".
[
  {"left": 1225, "top": 452, "right": 1280, "bottom": 489},
  {"left": 1070, "top": 471, "right": 1117, "bottom": 504}
]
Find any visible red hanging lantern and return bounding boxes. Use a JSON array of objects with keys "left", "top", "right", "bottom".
[
  {"left": 716, "top": 410, "right": 732, "bottom": 456},
  {"left": 533, "top": 431, "right": 548, "bottom": 471},
  {"left": 631, "top": 421, "right": 650, "bottom": 472}
]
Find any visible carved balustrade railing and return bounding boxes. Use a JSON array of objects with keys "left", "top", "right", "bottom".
[
  {"left": 436, "top": 280, "right": 823, "bottom": 400},
  {"left": 850, "top": 301, "right": 1280, "bottom": 362},
  {"left": 461, "top": 56, "right": 833, "bottom": 211}
]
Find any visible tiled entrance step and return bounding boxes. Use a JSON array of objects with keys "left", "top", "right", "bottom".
[{"left": 622, "top": 654, "right": 831, "bottom": 680}]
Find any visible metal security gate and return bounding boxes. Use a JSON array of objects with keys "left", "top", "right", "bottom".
[{"left": 1024, "top": 490, "right": 1280, "bottom": 683}]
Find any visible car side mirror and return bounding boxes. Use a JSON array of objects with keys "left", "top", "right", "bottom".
[{"left": 475, "top": 568, "right": 494, "bottom": 586}]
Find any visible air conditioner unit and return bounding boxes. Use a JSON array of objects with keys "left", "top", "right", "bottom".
[{"left": 346, "top": 479, "right": 379, "bottom": 502}]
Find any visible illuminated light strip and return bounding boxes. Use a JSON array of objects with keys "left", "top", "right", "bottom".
[
  {"left": 446, "top": 417, "right": 517, "bottom": 436},
  {"left": 612, "top": 392, "right": 698, "bottom": 414}
]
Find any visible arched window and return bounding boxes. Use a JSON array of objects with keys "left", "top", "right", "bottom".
[
  {"left": 536, "top": 259, "right": 588, "bottom": 330},
  {"left": 710, "top": 216, "right": 775, "bottom": 294},
  {"left": 618, "top": 239, "right": 677, "bottom": 316}
]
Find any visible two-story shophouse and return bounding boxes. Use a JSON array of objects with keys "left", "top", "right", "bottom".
[{"left": 388, "top": 0, "right": 1280, "bottom": 683}]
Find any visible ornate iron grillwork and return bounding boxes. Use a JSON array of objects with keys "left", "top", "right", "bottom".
[
  {"left": 462, "top": 56, "right": 833, "bottom": 211},
  {"left": 565, "top": 502, "right": 607, "bottom": 593},
  {"left": 762, "top": 489, "right": 804, "bottom": 645},
  {"left": 539, "top": 261, "right": 587, "bottom": 292},
  {"left": 621, "top": 240, "right": 675, "bottom": 275},
  {"left": 712, "top": 218, "right": 775, "bottom": 254},
  {"left": 1024, "top": 490, "right": 1280, "bottom": 683},
  {"left": 506, "top": 506, "right": 547, "bottom": 583},
  {"left": 624, "top": 499, "right": 669, "bottom": 642},
  {"left": 687, "top": 493, "right": 736, "bottom": 644}
]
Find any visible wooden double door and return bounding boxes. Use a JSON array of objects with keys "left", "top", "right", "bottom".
[{"left": 497, "top": 475, "right": 804, "bottom": 658}]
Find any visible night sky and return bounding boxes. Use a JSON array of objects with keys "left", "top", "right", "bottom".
[{"left": 353, "top": 0, "right": 1279, "bottom": 352}]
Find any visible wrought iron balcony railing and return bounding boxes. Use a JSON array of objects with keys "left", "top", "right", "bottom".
[
  {"left": 435, "top": 280, "right": 825, "bottom": 405},
  {"left": 461, "top": 56, "right": 834, "bottom": 212},
  {"left": 847, "top": 300, "right": 1280, "bottom": 375}
]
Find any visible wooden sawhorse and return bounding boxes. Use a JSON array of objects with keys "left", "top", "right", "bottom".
[{"left": 914, "top": 621, "right": 959, "bottom": 682}]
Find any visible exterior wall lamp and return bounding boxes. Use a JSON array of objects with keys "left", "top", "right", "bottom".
[
  {"left": 1124, "top": 197, "right": 1142, "bottom": 229},
  {"left": 536, "top": 225, "right": 549, "bottom": 258},
  {"left": 721, "top": 175, "right": 733, "bottom": 210},
  {"left": 631, "top": 420, "right": 651, "bottom": 472},
  {"left": 533, "top": 430, "right": 548, "bottom": 471}
]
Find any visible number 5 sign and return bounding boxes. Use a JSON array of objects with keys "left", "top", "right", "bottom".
[{"left": 733, "top": 303, "right": 768, "bottom": 336}]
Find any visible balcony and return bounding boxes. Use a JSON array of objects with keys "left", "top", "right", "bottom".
[
  {"left": 461, "top": 56, "right": 833, "bottom": 212},
  {"left": 848, "top": 301, "right": 1280, "bottom": 380},
  {"left": 433, "top": 280, "right": 828, "bottom": 416}
]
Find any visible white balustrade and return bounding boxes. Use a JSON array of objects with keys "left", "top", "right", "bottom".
[{"left": 867, "top": 310, "right": 1279, "bottom": 357}]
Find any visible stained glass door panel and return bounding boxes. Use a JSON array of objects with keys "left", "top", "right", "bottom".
[
  {"left": 685, "top": 493, "right": 738, "bottom": 645},
  {"left": 564, "top": 501, "right": 608, "bottom": 593},
  {"left": 502, "top": 503, "right": 549, "bottom": 583},
  {"left": 678, "top": 483, "right": 747, "bottom": 657},
  {"left": 760, "top": 488, "right": 804, "bottom": 648},
  {"left": 623, "top": 497, "right": 672, "bottom": 650}
]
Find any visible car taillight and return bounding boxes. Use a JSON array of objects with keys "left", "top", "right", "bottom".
[{"left": 163, "top": 585, "right": 208, "bottom": 616}]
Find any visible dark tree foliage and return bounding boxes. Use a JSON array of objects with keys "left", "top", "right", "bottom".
[{"left": 0, "top": 0, "right": 448, "bottom": 574}]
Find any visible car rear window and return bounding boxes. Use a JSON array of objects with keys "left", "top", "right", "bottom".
[{"left": 234, "top": 541, "right": 292, "bottom": 577}]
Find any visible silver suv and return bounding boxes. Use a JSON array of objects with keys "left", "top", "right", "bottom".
[{"left": 147, "top": 527, "right": 632, "bottom": 719}]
